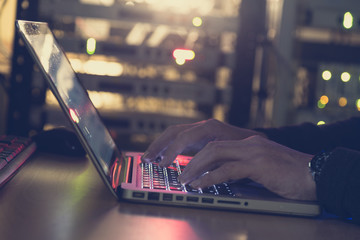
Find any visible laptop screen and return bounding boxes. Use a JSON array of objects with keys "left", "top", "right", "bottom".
[{"left": 17, "top": 20, "right": 123, "bottom": 187}]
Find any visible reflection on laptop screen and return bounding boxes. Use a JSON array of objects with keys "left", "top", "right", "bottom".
[{"left": 17, "top": 21, "right": 117, "bottom": 176}]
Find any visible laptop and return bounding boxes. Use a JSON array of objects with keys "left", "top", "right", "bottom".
[{"left": 16, "top": 20, "right": 321, "bottom": 217}]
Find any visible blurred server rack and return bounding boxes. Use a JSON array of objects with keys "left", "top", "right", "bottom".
[
  {"left": 32, "top": 0, "right": 241, "bottom": 150},
  {"left": 249, "top": 0, "right": 360, "bottom": 128},
  {"left": 293, "top": 0, "right": 360, "bottom": 125},
  {"left": 6, "top": 0, "right": 40, "bottom": 136},
  {"left": 0, "top": 0, "right": 18, "bottom": 135}
]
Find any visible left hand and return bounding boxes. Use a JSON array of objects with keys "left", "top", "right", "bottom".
[{"left": 141, "top": 119, "right": 265, "bottom": 167}]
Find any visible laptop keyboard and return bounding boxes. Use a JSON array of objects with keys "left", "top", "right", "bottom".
[
  {"left": 141, "top": 159, "right": 234, "bottom": 196},
  {"left": 0, "top": 135, "right": 36, "bottom": 186}
]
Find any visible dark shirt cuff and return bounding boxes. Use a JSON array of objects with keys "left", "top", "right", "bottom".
[
  {"left": 254, "top": 123, "right": 323, "bottom": 154},
  {"left": 255, "top": 117, "right": 360, "bottom": 154},
  {"left": 316, "top": 147, "right": 360, "bottom": 222}
]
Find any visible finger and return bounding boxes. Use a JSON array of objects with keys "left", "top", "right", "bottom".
[
  {"left": 158, "top": 119, "right": 260, "bottom": 166},
  {"left": 141, "top": 122, "right": 201, "bottom": 163},
  {"left": 158, "top": 123, "right": 218, "bottom": 167},
  {"left": 178, "top": 139, "right": 257, "bottom": 184},
  {"left": 178, "top": 141, "right": 224, "bottom": 183},
  {"left": 189, "top": 162, "right": 251, "bottom": 189}
]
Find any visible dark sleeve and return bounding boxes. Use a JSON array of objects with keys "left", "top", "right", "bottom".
[
  {"left": 317, "top": 147, "right": 360, "bottom": 223},
  {"left": 255, "top": 117, "right": 360, "bottom": 222},
  {"left": 255, "top": 117, "right": 360, "bottom": 154}
]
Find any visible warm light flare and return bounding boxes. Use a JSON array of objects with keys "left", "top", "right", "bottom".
[
  {"left": 341, "top": 72, "right": 351, "bottom": 82},
  {"left": 356, "top": 99, "right": 360, "bottom": 111},
  {"left": 192, "top": 17, "right": 203, "bottom": 27},
  {"left": 338, "top": 97, "right": 347, "bottom": 107},
  {"left": 80, "top": 0, "right": 114, "bottom": 6},
  {"left": 46, "top": 90, "right": 199, "bottom": 118},
  {"left": 322, "top": 70, "right": 332, "bottom": 81},
  {"left": 144, "top": 0, "right": 215, "bottom": 15},
  {"left": 319, "top": 95, "right": 329, "bottom": 105},
  {"left": 317, "top": 121, "right": 326, "bottom": 126},
  {"left": 173, "top": 49, "right": 195, "bottom": 65},
  {"left": 343, "top": 12, "right": 354, "bottom": 29},
  {"left": 69, "top": 108, "right": 80, "bottom": 123},
  {"left": 86, "top": 38, "right": 96, "bottom": 55},
  {"left": 69, "top": 58, "right": 124, "bottom": 77},
  {"left": 173, "top": 49, "right": 195, "bottom": 60}
]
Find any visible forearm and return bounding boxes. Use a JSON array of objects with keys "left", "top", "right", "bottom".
[
  {"left": 255, "top": 117, "right": 360, "bottom": 154},
  {"left": 255, "top": 122, "right": 322, "bottom": 154}
]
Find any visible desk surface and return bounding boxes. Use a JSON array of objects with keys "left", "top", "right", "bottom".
[{"left": 0, "top": 152, "right": 359, "bottom": 240}]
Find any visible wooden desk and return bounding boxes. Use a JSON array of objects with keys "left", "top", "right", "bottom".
[{"left": 0, "top": 153, "right": 359, "bottom": 240}]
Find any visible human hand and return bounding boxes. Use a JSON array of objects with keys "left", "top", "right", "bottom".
[
  {"left": 141, "top": 119, "right": 316, "bottom": 201},
  {"left": 177, "top": 135, "right": 316, "bottom": 201},
  {"left": 141, "top": 119, "right": 265, "bottom": 167}
]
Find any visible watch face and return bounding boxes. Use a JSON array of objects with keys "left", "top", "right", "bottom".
[{"left": 310, "top": 151, "right": 331, "bottom": 182}]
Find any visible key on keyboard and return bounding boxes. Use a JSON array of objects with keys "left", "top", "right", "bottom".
[
  {"left": 0, "top": 135, "right": 36, "bottom": 186},
  {"left": 141, "top": 160, "right": 234, "bottom": 196}
]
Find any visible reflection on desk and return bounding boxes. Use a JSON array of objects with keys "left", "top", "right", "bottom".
[{"left": 0, "top": 153, "right": 359, "bottom": 240}]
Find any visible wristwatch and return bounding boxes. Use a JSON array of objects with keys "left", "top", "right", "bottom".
[{"left": 309, "top": 150, "right": 332, "bottom": 183}]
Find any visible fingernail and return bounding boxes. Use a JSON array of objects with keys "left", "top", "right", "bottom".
[
  {"left": 177, "top": 176, "right": 185, "bottom": 185},
  {"left": 190, "top": 180, "right": 200, "bottom": 189},
  {"left": 142, "top": 151, "right": 149, "bottom": 158},
  {"left": 141, "top": 151, "right": 151, "bottom": 162}
]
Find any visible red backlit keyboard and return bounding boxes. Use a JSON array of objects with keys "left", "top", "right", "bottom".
[
  {"left": 141, "top": 160, "right": 234, "bottom": 196},
  {"left": 0, "top": 135, "right": 36, "bottom": 186}
]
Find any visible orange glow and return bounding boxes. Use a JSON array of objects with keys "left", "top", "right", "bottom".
[
  {"left": 111, "top": 158, "right": 121, "bottom": 189},
  {"left": 338, "top": 97, "right": 347, "bottom": 107},
  {"left": 172, "top": 49, "right": 195, "bottom": 65},
  {"left": 319, "top": 95, "right": 329, "bottom": 105},
  {"left": 69, "top": 108, "right": 79, "bottom": 123},
  {"left": 46, "top": 90, "right": 199, "bottom": 118}
]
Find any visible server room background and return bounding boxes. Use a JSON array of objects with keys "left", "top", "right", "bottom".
[{"left": 1, "top": 0, "right": 360, "bottom": 151}]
